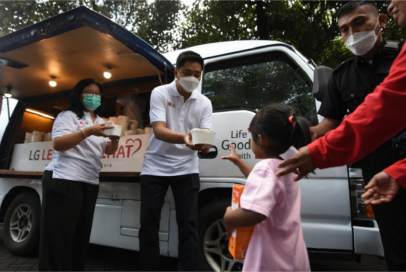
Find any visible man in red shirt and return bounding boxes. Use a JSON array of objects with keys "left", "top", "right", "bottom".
[
  {"left": 276, "top": 1, "right": 406, "bottom": 269},
  {"left": 276, "top": 0, "right": 406, "bottom": 201}
]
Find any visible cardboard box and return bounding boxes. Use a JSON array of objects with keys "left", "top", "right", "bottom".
[{"left": 228, "top": 185, "right": 254, "bottom": 260}]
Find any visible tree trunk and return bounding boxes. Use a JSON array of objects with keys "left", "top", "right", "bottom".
[
  {"left": 91, "top": 0, "right": 98, "bottom": 12},
  {"left": 255, "top": 1, "right": 268, "bottom": 40}
]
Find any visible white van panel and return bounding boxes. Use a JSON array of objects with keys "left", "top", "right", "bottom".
[
  {"left": 200, "top": 111, "right": 256, "bottom": 178},
  {"left": 354, "top": 224, "right": 384, "bottom": 257},
  {"left": 300, "top": 178, "right": 352, "bottom": 250},
  {"left": 0, "top": 178, "right": 42, "bottom": 202}
]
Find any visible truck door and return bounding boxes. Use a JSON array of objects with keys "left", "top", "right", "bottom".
[{"left": 198, "top": 46, "right": 353, "bottom": 252}]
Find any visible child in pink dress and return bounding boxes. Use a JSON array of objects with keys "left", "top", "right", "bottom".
[{"left": 223, "top": 103, "right": 312, "bottom": 271}]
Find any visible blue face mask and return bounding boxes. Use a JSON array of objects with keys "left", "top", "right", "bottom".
[{"left": 82, "top": 95, "right": 101, "bottom": 110}]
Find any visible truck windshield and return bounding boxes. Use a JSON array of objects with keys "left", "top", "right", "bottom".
[
  {"left": 0, "top": 97, "right": 18, "bottom": 143},
  {"left": 203, "top": 51, "right": 317, "bottom": 125}
]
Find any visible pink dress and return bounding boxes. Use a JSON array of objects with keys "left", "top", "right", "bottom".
[{"left": 240, "top": 159, "right": 310, "bottom": 271}]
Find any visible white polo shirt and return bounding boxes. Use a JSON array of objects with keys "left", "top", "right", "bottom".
[
  {"left": 141, "top": 80, "right": 212, "bottom": 176},
  {"left": 45, "top": 110, "right": 109, "bottom": 184}
]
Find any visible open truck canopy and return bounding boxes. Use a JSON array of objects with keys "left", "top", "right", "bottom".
[
  {"left": 0, "top": 6, "right": 174, "bottom": 169},
  {"left": 0, "top": 6, "right": 174, "bottom": 105}
]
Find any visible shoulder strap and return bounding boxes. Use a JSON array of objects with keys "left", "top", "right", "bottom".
[
  {"left": 376, "top": 40, "right": 402, "bottom": 74},
  {"left": 383, "top": 40, "right": 402, "bottom": 58}
]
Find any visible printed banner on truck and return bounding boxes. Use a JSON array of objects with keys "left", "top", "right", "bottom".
[{"left": 9, "top": 135, "right": 149, "bottom": 172}]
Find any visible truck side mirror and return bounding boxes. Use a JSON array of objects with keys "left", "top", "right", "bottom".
[
  {"left": 313, "top": 66, "right": 333, "bottom": 102},
  {"left": 198, "top": 146, "right": 218, "bottom": 159}
]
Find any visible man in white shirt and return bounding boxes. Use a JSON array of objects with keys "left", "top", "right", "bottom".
[{"left": 139, "top": 51, "right": 212, "bottom": 271}]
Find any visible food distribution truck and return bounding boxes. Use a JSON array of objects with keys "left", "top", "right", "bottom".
[{"left": 0, "top": 6, "right": 383, "bottom": 272}]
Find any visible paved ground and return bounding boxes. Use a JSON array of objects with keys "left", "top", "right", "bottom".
[{"left": 0, "top": 224, "right": 388, "bottom": 271}]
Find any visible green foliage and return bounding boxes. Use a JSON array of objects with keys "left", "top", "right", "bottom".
[
  {"left": 0, "top": 0, "right": 183, "bottom": 52},
  {"left": 0, "top": 0, "right": 77, "bottom": 36},
  {"left": 1, "top": 0, "right": 405, "bottom": 68},
  {"left": 135, "top": 1, "right": 183, "bottom": 52},
  {"left": 178, "top": 1, "right": 256, "bottom": 48},
  {"left": 177, "top": 0, "right": 405, "bottom": 69}
]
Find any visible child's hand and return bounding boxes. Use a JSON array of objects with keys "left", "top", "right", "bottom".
[
  {"left": 224, "top": 206, "right": 235, "bottom": 239},
  {"left": 221, "top": 143, "right": 241, "bottom": 165}
]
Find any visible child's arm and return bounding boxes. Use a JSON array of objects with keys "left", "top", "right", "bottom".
[
  {"left": 223, "top": 206, "right": 266, "bottom": 236},
  {"left": 221, "top": 143, "right": 253, "bottom": 177}
]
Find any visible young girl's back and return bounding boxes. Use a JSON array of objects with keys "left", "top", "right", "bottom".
[
  {"left": 240, "top": 154, "right": 310, "bottom": 271},
  {"left": 222, "top": 104, "right": 312, "bottom": 271}
]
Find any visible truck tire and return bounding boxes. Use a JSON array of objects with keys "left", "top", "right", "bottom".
[
  {"left": 198, "top": 198, "right": 243, "bottom": 272},
  {"left": 3, "top": 192, "right": 41, "bottom": 256}
]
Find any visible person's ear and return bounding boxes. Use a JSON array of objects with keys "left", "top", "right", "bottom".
[
  {"left": 379, "top": 13, "right": 387, "bottom": 28},
  {"left": 258, "top": 134, "right": 269, "bottom": 148},
  {"left": 174, "top": 68, "right": 179, "bottom": 79}
]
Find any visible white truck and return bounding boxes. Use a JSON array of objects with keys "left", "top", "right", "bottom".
[{"left": 0, "top": 6, "right": 382, "bottom": 272}]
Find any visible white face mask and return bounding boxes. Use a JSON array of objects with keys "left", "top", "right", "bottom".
[
  {"left": 177, "top": 76, "right": 200, "bottom": 93},
  {"left": 345, "top": 19, "right": 380, "bottom": 56}
]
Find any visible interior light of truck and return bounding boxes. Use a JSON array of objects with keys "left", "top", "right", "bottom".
[
  {"left": 49, "top": 76, "right": 57, "bottom": 87},
  {"left": 26, "top": 108, "right": 55, "bottom": 120},
  {"left": 104, "top": 66, "right": 112, "bottom": 79},
  {"left": 4, "top": 90, "right": 12, "bottom": 98}
]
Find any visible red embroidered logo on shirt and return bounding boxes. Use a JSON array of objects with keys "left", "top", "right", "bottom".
[
  {"left": 79, "top": 121, "right": 84, "bottom": 125},
  {"left": 168, "top": 101, "right": 172, "bottom": 107}
]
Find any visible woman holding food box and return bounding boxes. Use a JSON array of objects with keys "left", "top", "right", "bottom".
[{"left": 39, "top": 79, "right": 119, "bottom": 271}]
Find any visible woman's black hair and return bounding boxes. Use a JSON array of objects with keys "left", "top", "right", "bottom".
[
  {"left": 66, "top": 79, "right": 105, "bottom": 119},
  {"left": 249, "top": 103, "right": 312, "bottom": 155}
]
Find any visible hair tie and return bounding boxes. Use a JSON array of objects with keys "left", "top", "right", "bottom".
[{"left": 289, "top": 116, "right": 295, "bottom": 128}]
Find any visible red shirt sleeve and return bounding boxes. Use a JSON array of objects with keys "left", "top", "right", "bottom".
[
  {"left": 384, "top": 160, "right": 406, "bottom": 189},
  {"left": 308, "top": 42, "right": 406, "bottom": 187}
]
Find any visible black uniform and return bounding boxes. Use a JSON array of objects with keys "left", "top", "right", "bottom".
[{"left": 319, "top": 40, "right": 406, "bottom": 271}]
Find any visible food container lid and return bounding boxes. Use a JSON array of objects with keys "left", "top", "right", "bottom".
[{"left": 190, "top": 128, "right": 216, "bottom": 135}]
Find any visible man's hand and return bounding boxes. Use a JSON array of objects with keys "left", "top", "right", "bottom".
[
  {"left": 309, "top": 127, "right": 318, "bottom": 142},
  {"left": 362, "top": 172, "right": 400, "bottom": 205},
  {"left": 199, "top": 144, "right": 212, "bottom": 154},
  {"left": 275, "top": 146, "right": 316, "bottom": 181},
  {"left": 184, "top": 133, "right": 212, "bottom": 152},
  {"left": 184, "top": 132, "right": 196, "bottom": 149}
]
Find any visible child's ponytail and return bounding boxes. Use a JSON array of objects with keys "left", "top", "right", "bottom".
[{"left": 289, "top": 115, "right": 312, "bottom": 150}]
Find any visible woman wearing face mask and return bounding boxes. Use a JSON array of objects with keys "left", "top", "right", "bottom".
[{"left": 39, "top": 79, "right": 119, "bottom": 271}]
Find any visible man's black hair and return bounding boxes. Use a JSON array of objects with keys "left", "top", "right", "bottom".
[
  {"left": 337, "top": 1, "right": 378, "bottom": 20},
  {"left": 66, "top": 78, "right": 105, "bottom": 119},
  {"left": 176, "top": 51, "right": 204, "bottom": 70}
]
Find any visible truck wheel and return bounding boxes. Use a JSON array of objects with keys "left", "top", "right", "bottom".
[
  {"left": 199, "top": 198, "right": 243, "bottom": 272},
  {"left": 3, "top": 192, "right": 41, "bottom": 256}
]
